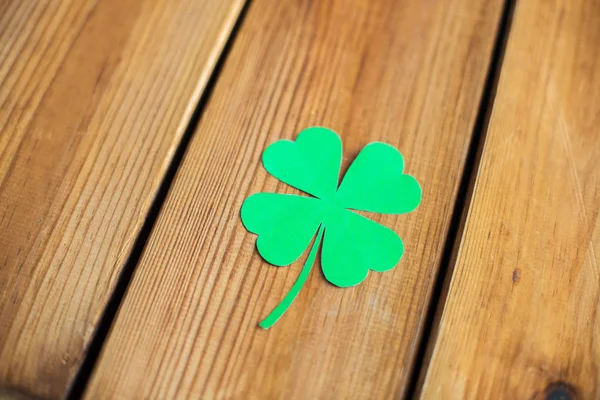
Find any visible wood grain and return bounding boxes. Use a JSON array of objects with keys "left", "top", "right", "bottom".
[
  {"left": 0, "top": 0, "right": 245, "bottom": 398},
  {"left": 421, "top": 0, "right": 600, "bottom": 398},
  {"left": 85, "top": 0, "right": 504, "bottom": 398}
]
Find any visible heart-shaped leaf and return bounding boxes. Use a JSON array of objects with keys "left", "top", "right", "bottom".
[
  {"left": 241, "top": 193, "right": 323, "bottom": 266},
  {"left": 321, "top": 207, "right": 404, "bottom": 287},
  {"left": 262, "top": 127, "right": 342, "bottom": 199},
  {"left": 335, "top": 142, "right": 421, "bottom": 214}
]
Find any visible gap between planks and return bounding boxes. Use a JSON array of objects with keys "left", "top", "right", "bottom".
[
  {"left": 66, "top": 1, "right": 254, "bottom": 398},
  {"left": 0, "top": 0, "right": 246, "bottom": 398},
  {"left": 405, "top": 0, "right": 517, "bottom": 397},
  {"left": 420, "top": 0, "right": 600, "bottom": 396}
]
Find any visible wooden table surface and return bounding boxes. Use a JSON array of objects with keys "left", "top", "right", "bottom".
[{"left": 0, "top": 0, "right": 597, "bottom": 399}]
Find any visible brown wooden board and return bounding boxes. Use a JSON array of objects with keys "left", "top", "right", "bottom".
[
  {"left": 420, "top": 0, "right": 600, "bottom": 398},
  {"left": 0, "top": 0, "right": 245, "bottom": 397},
  {"left": 85, "top": 0, "right": 504, "bottom": 398}
]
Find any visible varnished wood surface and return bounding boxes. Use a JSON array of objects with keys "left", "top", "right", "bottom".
[
  {"left": 85, "top": 0, "right": 504, "bottom": 398},
  {"left": 0, "top": 0, "right": 244, "bottom": 397},
  {"left": 421, "top": 0, "right": 600, "bottom": 398}
]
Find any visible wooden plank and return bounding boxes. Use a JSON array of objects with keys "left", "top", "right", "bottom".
[
  {"left": 0, "top": 0, "right": 245, "bottom": 398},
  {"left": 420, "top": 0, "right": 600, "bottom": 398},
  {"left": 85, "top": 0, "right": 504, "bottom": 398}
]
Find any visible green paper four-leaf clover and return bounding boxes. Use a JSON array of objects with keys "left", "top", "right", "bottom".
[{"left": 241, "top": 127, "right": 422, "bottom": 328}]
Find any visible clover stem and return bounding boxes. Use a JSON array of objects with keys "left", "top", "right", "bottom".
[{"left": 259, "top": 224, "right": 325, "bottom": 329}]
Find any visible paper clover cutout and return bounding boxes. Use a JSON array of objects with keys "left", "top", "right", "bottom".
[{"left": 241, "top": 127, "right": 422, "bottom": 328}]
